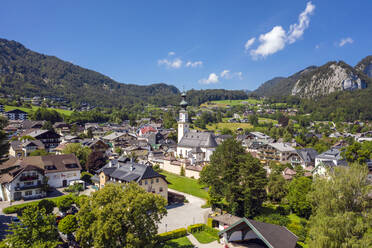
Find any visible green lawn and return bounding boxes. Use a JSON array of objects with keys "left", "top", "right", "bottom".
[
  {"left": 206, "top": 122, "right": 253, "bottom": 131},
  {"left": 160, "top": 236, "right": 194, "bottom": 248},
  {"left": 258, "top": 117, "right": 278, "bottom": 124},
  {"left": 160, "top": 171, "right": 208, "bottom": 199},
  {"left": 200, "top": 98, "right": 263, "bottom": 108},
  {"left": 192, "top": 231, "right": 218, "bottom": 244},
  {"left": 4, "top": 105, "right": 73, "bottom": 116}
]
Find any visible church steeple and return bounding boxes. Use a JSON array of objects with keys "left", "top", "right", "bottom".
[{"left": 178, "top": 91, "right": 189, "bottom": 143}]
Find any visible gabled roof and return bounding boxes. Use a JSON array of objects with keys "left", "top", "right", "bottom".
[
  {"left": 219, "top": 217, "right": 298, "bottom": 248},
  {"left": 295, "top": 148, "right": 318, "bottom": 163},
  {"left": 6, "top": 109, "right": 27, "bottom": 114},
  {"left": 178, "top": 132, "right": 217, "bottom": 148},
  {"left": 101, "top": 162, "right": 169, "bottom": 184},
  {"left": 102, "top": 132, "right": 127, "bottom": 141}
]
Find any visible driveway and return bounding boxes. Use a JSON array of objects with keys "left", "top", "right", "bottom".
[{"left": 158, "top": 189, "right": 211, "bottom": 233}]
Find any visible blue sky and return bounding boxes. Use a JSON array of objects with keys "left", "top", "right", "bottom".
[{"left": 1, "top": 0, "right": 371, "bottom": 91}]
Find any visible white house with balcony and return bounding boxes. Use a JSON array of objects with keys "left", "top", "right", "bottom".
[{"left": 0, "top": 165, "right": 46, "bottom": 202}]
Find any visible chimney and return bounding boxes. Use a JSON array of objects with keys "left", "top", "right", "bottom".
[{"left": 130, "top": 163, "right": 134, "bottom": 171}]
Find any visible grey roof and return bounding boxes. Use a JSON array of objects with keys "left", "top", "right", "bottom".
[
  {"left": 219, "top": 217, "right": 298, "bottom": 248},
  {"left": 317, "top": 148, "right": 342, "bottom": 160},
  {"left": 296, "top": 148, "right": 318, "bottom": 163},
  {"left": 102, "top": 132, "right": 127, "bottom": 141},
  {"left": 102, "top": 162, "right": 169, "bottom": 183},
  {"left": 178, "top": 132, "right": 217, "bottom": 148}
]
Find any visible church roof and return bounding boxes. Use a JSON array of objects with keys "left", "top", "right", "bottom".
[{"left": 178, "top": 132, "right": 217, "bottom": 148}]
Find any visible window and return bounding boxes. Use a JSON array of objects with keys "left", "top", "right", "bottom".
[
  {"left": 145, "top": 180, "right": 148, "bottom": 185},
  {"left": 159, "top": 187, "right": 163, "bottom": 192},
  {"left": 156, "top": 178, "right": 159, "bottom": 183},
  {"left": 151, "top": 179, "right": 153, "bottom": 184},
  {"left": 25, "top": 182, "right": 33, "bottom": 186},
  {"left": 25, "top": 191, "right": 32, "bottom": 196}
]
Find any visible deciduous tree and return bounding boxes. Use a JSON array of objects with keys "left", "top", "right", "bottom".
[{"left": 76, "top": 183, "right": 167, "bottom": 248}]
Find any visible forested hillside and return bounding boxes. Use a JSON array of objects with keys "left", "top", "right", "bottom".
[{"left": 0, "top": 38, "right": 248, "bottom": 108}]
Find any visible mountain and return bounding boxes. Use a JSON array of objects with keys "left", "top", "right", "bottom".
[
  {"left": 0, "top": 38, "right": 181, "bottom": 108},
  {"left": 355, "top": 55, "right": 372, "bottom": 78},
  {"left": 253, "top": 58, "right": 372, "bottom": 98}
]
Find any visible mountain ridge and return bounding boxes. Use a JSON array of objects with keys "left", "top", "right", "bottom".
[{"left": 252, "top": 57, "right": 372, "bottom": 98}]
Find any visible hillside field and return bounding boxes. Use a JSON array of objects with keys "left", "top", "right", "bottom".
[{"left": 4, "top": 105, "right": 73, "bottom": 116}]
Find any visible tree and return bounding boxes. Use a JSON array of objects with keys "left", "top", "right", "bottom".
[
  {"left": 81, "top": 171, "right": 93, "bottom": 184},
  {"left": 41, "top": 121, "right": 54, "bottom": 131},
  {"left": 76, "top": 183, "right": 167, "bottom": 248},
  {"left": 249, "top": 114, "right": 259, "bottom": 126},
  {"left": 29, "top": 149, "right": 50, "bottom": 156},
  {"left": 307, "top": 164, "right": 372, "bottom": 247},
  {"left": 85, "top": 150, "right": 107, "bottom": 172},
  {"left": 267, "top": 173, "right": 288, "bottom": 203},
  {"left": 63, "top": 143, "right": 91, "bottom": 168},
  {"left": 58, "top": 215, "right": 78, "bottom": 235},
  {"left": 2, "top": 206, "right": 60, "bottom": 248},
  {"left": 57, "top": 195, "right": 75, "bottom": 213},
  {"left": 341, "top": 141, "right": 372, "bottom": 164},
  {"left": 37, "top": 199, "right": 56, "bottom": 215},
  {"left": 287, "top": 177, "right": 312, "bottom": 218},
  {"left": 200, "top": 138, "right": 267, "bottom": 217}
]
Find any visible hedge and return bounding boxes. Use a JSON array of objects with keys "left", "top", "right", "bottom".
[
  {"left": 3, "top": 194, "right": 79, "bottom": 214},
  {"left": 187, "top": 224, "right": 205, "bottom": 233},
  {"left": 157, "top": 228, "right": 187, "bottom": 242},
  {"left": 187, "top": 223, "right": 219, "bottom": 238}
]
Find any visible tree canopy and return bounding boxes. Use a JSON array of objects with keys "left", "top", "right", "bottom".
[
  {"left": 1, "top": 206, "right": 60, "bottom": 248},
  {"left": 200, "top": 138, "right": 268, "bottom": 217},
  {"left": 76, "top": 183, "right": 167, "bottom": 248},
  {"left": 307, "top": 163, "right": 372, "bottom": 247}
]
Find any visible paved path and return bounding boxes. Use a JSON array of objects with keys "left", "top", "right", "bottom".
[
  {"left": 158, "top": 189, "right": 211, "bottom": 233},
  {"left": 187, "top": 234, "right": 221, "bottom": 248}
]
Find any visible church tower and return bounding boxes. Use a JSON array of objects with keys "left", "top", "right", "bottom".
[{"left": 178, "top": 92, "right": 189, "bottom": 143}]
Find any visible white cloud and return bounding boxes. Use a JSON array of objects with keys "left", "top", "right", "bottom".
[
  {"left": 287, "top": 1, "right": 315, "bottom": 44},
  {"left": 220, "top": 70, "right": 243, "bottom": 80},
  {"left": 158, "top": 58, "right": 183, "bottom": 69},
  {"left": 315, "top": 44, "right": 320, "bottom": 49},
  {"left": 220, "top": 70, "right": 230, "bottom": 78},
  {"left": 338, "top": 37, "right": 353, "bottom": 47},
  {"left": 247, "top": 2, "right": 315, "bottom": 59},
  {"left": 186, "top": 61, "right": 203, "bottom": 68},
  {"left": 168, "top": 51, "right": 175, "bottom": 56},
  {"left": 244, "top": 38, "right": 255, "bottom": 51},
  {"left": 199, "top": 73, "right": 219, "bottom": 84},
  {"left": 250, "top": 26, "right": 287, "bottom": 58}
]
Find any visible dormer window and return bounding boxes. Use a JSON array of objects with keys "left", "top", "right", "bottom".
[
  {"left": 65, "top": 163, "right": 78, "bottom": 169},
  {"left": 44, "top": 165, "right": 57, "bottom": 170}
]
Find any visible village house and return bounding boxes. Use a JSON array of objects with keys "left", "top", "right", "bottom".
[
  {"left": 257, "top": 142, "right": 296, "bottom": 164},
  {"left": 102, "top": 131, "right": 137, "bottom": 149},
  {"left": 0, "top": 154, "right": 82, "bottom": 201},
  {"left": 288, "top": 148, "right": 318, "bottom": 169},
  {"left": 313, "top": 148, "right": 348, "bottom": 176},
  {"left": 218, "top": 217, "right": 298, "bottom": 248},
  {"left": 93, "top": 158, "right": 169, "bottom": 201},
  {"left": 9, "top": 140, "right": 45, "bottom": 158},
  {"left": 5, "top": 109, "right": 28, "bottom": 120},
  {"left": 20, "top": 129, "right": 61, "bottom": 152}
]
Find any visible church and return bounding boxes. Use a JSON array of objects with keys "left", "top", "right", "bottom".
[{"left": 176, "top": 92, "right": 217, "bottom": 165}]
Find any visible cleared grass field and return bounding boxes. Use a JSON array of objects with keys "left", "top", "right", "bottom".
[
  {"left": 206, "top": 122, "right": 253, "bottom": 131},
  {"left": 5, "top": 105, "right": 73, "bottom": 116},
  {"left": 160, "top": 171, "right": 208, "bottom": 199},
  {"left": 200, "top": 98, "right": 263, "bottom": 108}
]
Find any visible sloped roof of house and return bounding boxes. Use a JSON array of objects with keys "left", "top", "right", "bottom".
[
  {"left": 101, "top": 162, "right": 169, "bottom": 184},
  {"left": 6, "top": 109, "right": 27, "bottom": 114},
  {"left": 268, "top": 142, "right": 296, "bottom": 152},
  {"left": 295, "top": 148, "right": 318, "bottom": 163},
  {"left": 219, "top": 217, "right": 298, "bottom": 248},
  {"left": 10, "top": 140, "right": 45, "bottom": 150},
  {"left": 102, "top": 132, "right": 127, "bottom": 141},
  {"left": 317, "top": 148, "right": 342, "bottom": 160},
  {"left": 178, "top": 132, "right": 217, "bottom": 148}
]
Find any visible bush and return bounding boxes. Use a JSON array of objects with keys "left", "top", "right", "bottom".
[
  {"left": 276, "top": 204, "right": 290, "bottom": 215},
  {"left": 157, "top": 228, "right": 187, "bottom": 242},
  {"left": 207, "top": 218, "right": 213, "bottom": 228},
  {"left": 287, "top": 222, "right": 307, "bottom": 242},
  {"left": 37, "top": 199, "right": 56, "bottom": 214},
  {"left": 254, "top": 213, "right": 290, "bottom": 227},
  {"left": 81, "top": 172, "right": 93, "bottom": 184},
  {"left": 63, "top": 183, "right": 84, "bottom": 193},
  {"left": 180, "top": 166, "right": 185, "bottom": 176},
  {"left": 187, "top": 224, "right": 205, "bottom": 233},
  {"left": 57, "top": 195, "right": 75, "bottom": 212},
  {"left": 58, "top": 215, "right": 78, "bottom": 235}
]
